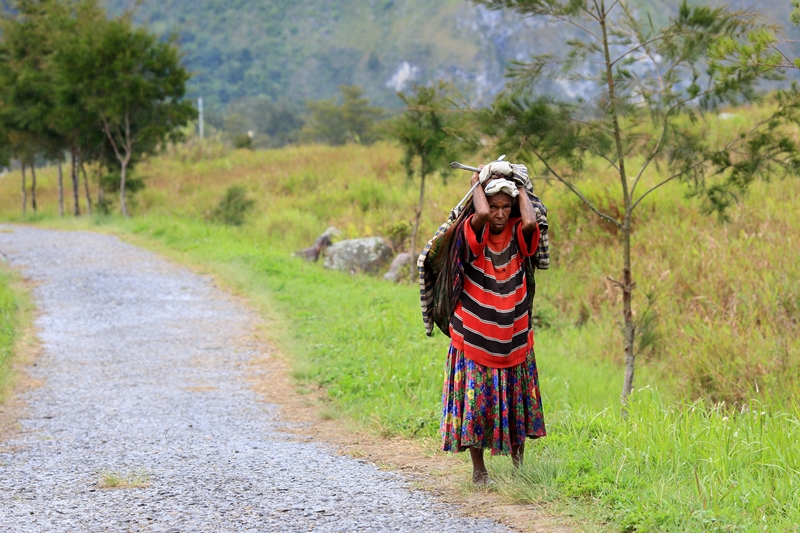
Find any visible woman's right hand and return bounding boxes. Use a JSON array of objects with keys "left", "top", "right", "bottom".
[{"left": 470, "top": 165, "right": 484, "bottom": 187}]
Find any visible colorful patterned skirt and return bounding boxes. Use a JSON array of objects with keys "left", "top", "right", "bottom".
[{"left": 441, "top": 344, "right": 546, "bottom": 455}]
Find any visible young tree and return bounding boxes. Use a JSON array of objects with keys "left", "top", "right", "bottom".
[
  {"left": 387, "top": 83, "right": 463, "bottom": 267},
  {"left": 57, "top": 15, "right": 195, "bottom": 216},
  {"left": 302, "top": 85, "right": 384, "bottom": 145},
  {"left": 473, "top": 0, "right": 800, "bottom": 402}
]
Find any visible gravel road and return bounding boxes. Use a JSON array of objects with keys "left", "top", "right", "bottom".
[{"left": 0, "top": 226, "right": 515, "bottom": 533}]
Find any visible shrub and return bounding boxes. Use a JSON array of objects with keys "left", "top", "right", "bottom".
[
  {"left": 233, "top": 133, "right": 253, "bottom": 150},
  {"left": 213, "top": 185, "right": 255, "bottom": 226}
]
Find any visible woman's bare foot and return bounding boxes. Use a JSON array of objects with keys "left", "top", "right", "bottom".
[{"left": 469, "top": 447, "right": 489, "bottom": 485}]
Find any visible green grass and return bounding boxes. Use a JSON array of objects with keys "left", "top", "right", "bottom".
[{"left": 0, "top": 265, "right": 26, "bottom": 404}]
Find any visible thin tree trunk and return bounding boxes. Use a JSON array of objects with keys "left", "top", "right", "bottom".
[
  {"left": 409, "top": 166, "right": 426, "bottom": 277},
  {"left": 97, "top": 166, "right": 104, "bottom": 206},
  {"left": 81, "top": 162, "right": 92, "bottom": 216},
  {"left": 71, "top": 149, "right": 80, "bottom": 216},
  {"left": 621, "top": 218, "right": 635, "bottom": 401},
  {"left": 599, "top": 1, "right": 636, "bottom": 403},
  {"left": 58, "top": 158, "right": 64, "bottom": 217},
  {"left": 120, "top": 159, "right": 129, "bottom": 217},
  {"left": 30, "top": 163, "right": 37, "bottom": 214},
  {"left": 21, "top": 161, "right": 27, "bottom": 216}
]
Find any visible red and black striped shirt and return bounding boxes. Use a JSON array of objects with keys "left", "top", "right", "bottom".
[{"left": 449, "top": 215, "right": 540, "bottom": 368}]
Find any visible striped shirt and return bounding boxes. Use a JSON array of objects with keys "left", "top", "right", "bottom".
[{"left": 449, "top": 215, "right": 539, "bottom": 368}]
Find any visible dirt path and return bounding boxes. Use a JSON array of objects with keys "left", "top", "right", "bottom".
[{"left": 0, "top": 226, "right": 572, "bottom": 533}]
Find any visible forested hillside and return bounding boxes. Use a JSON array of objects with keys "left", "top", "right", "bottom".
[{"left": 105, "top": 0, "right": 800, "bottom": 114}]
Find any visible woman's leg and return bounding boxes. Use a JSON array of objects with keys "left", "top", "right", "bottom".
[
  {"left": 469, "top": 447, "right": 489, "bottom": 484},
  {"left": 511, "top": 441, "right": 525, "bottom": 469}
]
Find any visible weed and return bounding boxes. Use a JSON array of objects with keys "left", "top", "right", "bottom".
[{"left": 98, "top": 469, "right": 151, "bottom": 489}]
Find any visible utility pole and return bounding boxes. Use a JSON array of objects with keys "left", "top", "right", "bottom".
[{"left": 198, "top": 97, "right": 204, "bottom": 140}]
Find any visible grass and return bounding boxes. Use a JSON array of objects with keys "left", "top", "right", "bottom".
[
  {"left": 2, "top": 133, "right": 799, "bottom": 531},
  {"left": 98, "top": 469, "right": 151, "bottom": 489},
  {"left": 0, "top": 264, "right": 30, "bottom": 404}
]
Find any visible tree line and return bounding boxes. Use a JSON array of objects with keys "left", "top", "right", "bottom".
[{"left": 0, "top": 0, "right": 195, "bottom": 217}]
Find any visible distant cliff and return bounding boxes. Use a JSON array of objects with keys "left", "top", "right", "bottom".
[{"left": 105, "top": 0, "right": 797, "bottom": 112}]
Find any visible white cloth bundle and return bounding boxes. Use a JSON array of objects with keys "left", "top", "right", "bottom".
[
  {"left": 478, "top": 161, "right": 513, "bottom": 183},
  {"left": 484, "top": 178, "right": 519, "bottom": 198}
]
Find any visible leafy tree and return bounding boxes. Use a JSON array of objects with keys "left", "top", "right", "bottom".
[
  {"left": 473, "top": 0, "right": 800, "bottom": 402},
  {"left": 387, "top": 82, "right": 463, "bottom": 265},
  {"left": 302, "top": 85, "right": 384, "bottom": 146},
  {"left": 56, "top": 14, "right": 195, "bottom": 216}
]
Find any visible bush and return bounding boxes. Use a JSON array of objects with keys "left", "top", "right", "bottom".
[
  {"left": 233, "top": 133, "right": 253, "bottom": 150},
  {"left": 383, "top": 220, "right": 412, "bottom": 252},
  {"left": 213, "top": 185, "right": 255, "bottom": 226}
]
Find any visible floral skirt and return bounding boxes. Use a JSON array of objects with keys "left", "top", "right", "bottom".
[{"left": 441, "top": 344, "right": 546, "bottom": 455}]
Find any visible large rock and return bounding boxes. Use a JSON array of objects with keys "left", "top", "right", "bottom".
[
  {"left": 323, "top": 237, "right": 393, "bottom": 274},
  {"left": 383, "top": 252, "right": 413, "bottom": 282}
]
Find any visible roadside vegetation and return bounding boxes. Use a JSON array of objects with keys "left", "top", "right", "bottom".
[
  {"left": 1, "top": 132, "right": 798, "bottom": 530},
  {"left": 0, "top": 265, "right": 29, "bottom": 404}
]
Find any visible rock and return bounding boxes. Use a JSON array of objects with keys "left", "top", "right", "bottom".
[
  {"left": 323, "top": 237, "right": 393, "bottom": 274},
  {"left": 294, "top": 227, "right": 340, "bottom": 262},
  {"left": 382, "top": 253, "right": 413, "bottom": 282}
]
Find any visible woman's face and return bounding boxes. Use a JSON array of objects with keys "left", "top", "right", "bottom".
[{"left": 487, "top": 193, "right": 513, "bottom": 234}]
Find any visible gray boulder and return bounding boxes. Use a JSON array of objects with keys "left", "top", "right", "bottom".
[
  {"left": 383, "top": 252, "right": 413, "bottom": 282},
  {"left": 323, "top": 237, "right": 393, "bottom": 274}
]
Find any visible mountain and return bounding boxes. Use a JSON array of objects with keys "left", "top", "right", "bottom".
[{"left": 105, "top": 0, "right": 799, "bottom": 113}]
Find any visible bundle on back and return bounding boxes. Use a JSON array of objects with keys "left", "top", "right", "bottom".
[{"left": 417, "top": 164, "right": 550, "bottom": 337}]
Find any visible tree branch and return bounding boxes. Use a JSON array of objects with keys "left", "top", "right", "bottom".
[
  {"left": 102, "top": 118, "right": 125, "bottom": 164},
  {"left": 532, "top": 148, "right": 621, "bottom": 227},
  {"left": 630, "top": 117, "right": 669, "bottom": 198},
  {"left": 630, "top": 118, "right": 772, "bottom": 212},
  {"left": 610, "top": 31, "right": 694, "bottom": 67},
  {"left": 577, "top": 144, "right": 620, "bottom": 172}
]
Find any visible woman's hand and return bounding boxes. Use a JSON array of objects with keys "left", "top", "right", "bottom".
[{"left": 470, "top": 164, "right": 484, "bottom": 187}]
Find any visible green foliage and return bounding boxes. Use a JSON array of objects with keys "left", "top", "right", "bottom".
[
  {"left": 389, "top": 82, "right": 463, "bottom": 181},
  {"left": 382, "top": 220, "right": 412, "bottom": 252},
  {"left": 387, "top": 82, "right": 466, "bottom": 255},
  {"left": 301, "top": 85, "right": 384, "bottom": 146},
  {"left": 54, "top": 6, "right": 195, "bottom": 215},
  {"left": 710, "top": 1, "right": 800, "bottom": 73},
  {"left": 213, "top": 185, "right": 255, "bottom": 226},
  {"left": 232, "top": 133, "right": 253, "bottom": 150}
]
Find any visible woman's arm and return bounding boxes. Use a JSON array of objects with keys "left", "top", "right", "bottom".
[
  {"left": 470, "top": 169, "right": 490, "bottom": 234},
  {"left": 517, "top": 186, "right": 537, "bottom": 237}
]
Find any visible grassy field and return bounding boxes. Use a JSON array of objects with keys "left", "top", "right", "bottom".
[{"left": 1, "top": 135, "right": 799, "bottom": 531}]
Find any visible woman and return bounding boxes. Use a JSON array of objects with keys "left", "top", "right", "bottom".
[{"left": 440, "top": 162, "right": 546, "bottom": 484}]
